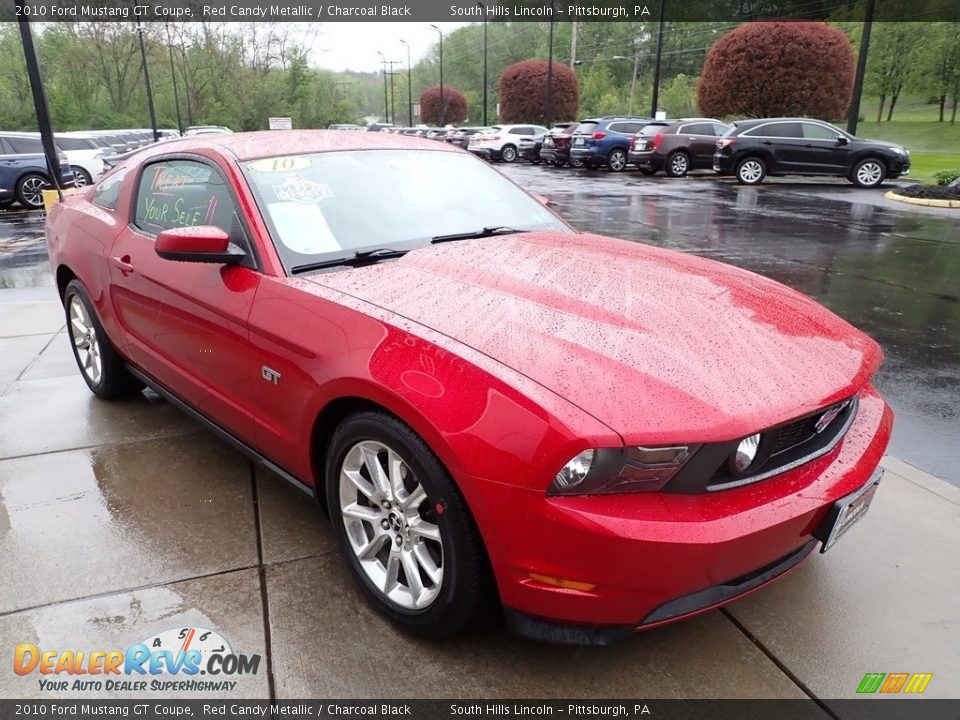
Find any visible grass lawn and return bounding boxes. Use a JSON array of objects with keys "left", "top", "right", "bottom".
[{"left": 855, "top": 96, "right": 960, "bottom": 183}]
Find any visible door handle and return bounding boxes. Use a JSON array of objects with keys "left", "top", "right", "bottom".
[{"left": 111, "top": 255, "right": 134, "bottom": 275}]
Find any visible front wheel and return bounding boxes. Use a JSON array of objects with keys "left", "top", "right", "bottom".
[
  {"left": 851, "top": 158, "right": 886, "bottom": 188},
  {"left": 64, "top": 280, "right": 142, "bottom": 399},
  {"left": 326, "top": 411, "right": 490, "bottom": 638},
  {"left": 500, "top": 144, "right": 518, "bottom": 163},
  {"left": 736, "top": 157, "right": 766, "bottom": 185}
]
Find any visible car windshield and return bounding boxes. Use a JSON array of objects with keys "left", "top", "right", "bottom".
[{"left": 242, "top": 149, "right": 570, "bottom": 272}]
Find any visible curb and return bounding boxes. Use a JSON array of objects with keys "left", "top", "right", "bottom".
[{"left": 884, "top": 190, "right": 960, "bottom": 208}]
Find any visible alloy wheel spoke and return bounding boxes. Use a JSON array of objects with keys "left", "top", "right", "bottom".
[
  {"left": 342, "top": 502, "right": 380, "bottom": 523},
  {"left": 343, "top": 468, "right": 376, "bottom": 500},
  {"left": 413, "top": 543, "right": 442, "bottom": 585},
  {"left": 356, "top": 532, "right": 388, "bottom": 560},
  {"left": 400, "top": 548, "right": 425, "bottom": 603},
  {"left": 401, "top": 484, "right": 426, "bottom": 513},
  {"left": 408, "top": 517, "right": 440, "bottom": 542},
  {"left": 387, "top": 451, "right": 407, "bottom": 497},
  {"left": 383, "top": 554, "right": 401, "bottom": 593},
  {"left": 361, "top": 446, "right": 391, "bottom": 499}
]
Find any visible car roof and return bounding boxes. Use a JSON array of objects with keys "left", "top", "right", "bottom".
[
  {"left": 733, "top": 117, "right": 834, "bottom": 127},
  {"left": 132, "top": 129, "right": 464, "bottom": 162}
]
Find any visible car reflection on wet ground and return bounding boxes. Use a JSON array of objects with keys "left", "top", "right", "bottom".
[{"left": 1, "top": 169, "right": 958, "bottom": 486}]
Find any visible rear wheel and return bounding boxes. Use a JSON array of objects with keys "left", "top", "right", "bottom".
[
  {"left": 64, "top": 280, "right": 142, "bottom": 399},
  {"left": 666, "top": 152, "right": 691, "bottom": 178},
  {"left": 326, "top": 411, "right": 490, "bottom": 638},
  {"left": 16, "top": 173, "right": 49, "bottom": 209},
  {"left": 736, "top": 157, "right": 766, "bottom": 185},
  {"left": 606, "top": 148, "right": 628, "bottom": 172},
  {"left": 71, "top": 166, "right": 93, "bottom": 188},
  {"left": 500, "top": 144, "right": 518, "bottom": 163},
  {"left": 851, "top": 158, "right": 886, "bottom": 188}
]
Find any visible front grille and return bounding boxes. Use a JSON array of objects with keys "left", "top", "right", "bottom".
[{"left": 706, "top": 396, "right": 858, "bottom": 491}]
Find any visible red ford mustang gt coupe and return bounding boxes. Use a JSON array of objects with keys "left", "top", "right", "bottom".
[{"left": 46, "top": 131, "right": 892, "bottom": 645}]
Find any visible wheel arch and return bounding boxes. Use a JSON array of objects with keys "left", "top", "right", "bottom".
[{"left": 56, "top": 264, "right": 78, "bottom": 302}]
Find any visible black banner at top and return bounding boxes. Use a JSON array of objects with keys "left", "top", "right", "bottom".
[{"left": 1, "top": 0, "right": 959, "bottom": 22}]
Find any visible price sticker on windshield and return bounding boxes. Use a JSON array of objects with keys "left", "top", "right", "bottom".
[{"left": 247, "top": 156, "right": 314, "bottom": 173}]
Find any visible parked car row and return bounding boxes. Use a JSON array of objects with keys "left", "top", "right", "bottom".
[
  {"left": 481, "top": 115, "right": 911, "bottom": 188},
  {"left": 0, "top": 127, "right": 186, "bottom": 210}
]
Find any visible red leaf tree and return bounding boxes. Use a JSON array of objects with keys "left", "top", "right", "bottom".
[
  {"left": 499, "top": 60, "right": 579, "bottom": 124},
  {"left": 697, "top": 22, "right": 855, "bottom": 120},
  {"left": 420, "top": 86, "right": 468, "bottom": 125}
]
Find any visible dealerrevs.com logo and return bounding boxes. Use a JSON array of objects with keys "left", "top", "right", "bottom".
[{"left": 13, "top": 626, "right": 260, "bottom": 693}]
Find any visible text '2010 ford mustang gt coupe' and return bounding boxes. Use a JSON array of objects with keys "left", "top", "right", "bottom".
[{"left": 46, "top": 131, "right": 892, "bottom": 645}]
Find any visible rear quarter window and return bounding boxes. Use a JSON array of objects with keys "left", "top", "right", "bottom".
[{"left": 92, "top": 167, "right": 128, "bottom": 210}]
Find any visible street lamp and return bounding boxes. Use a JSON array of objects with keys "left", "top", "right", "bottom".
[
  {"left": 376, "top": 50, "right": 389, "bottom": 123},
  {"left": 546, "top": 0, "right": 555, "bottom": 128},
  {"left": 476, "top": 3, "right": 488, "bottom": 125},
  {"left": 398, "top": 39, "right": 413, "bottom": 127},
  {"left": 134, "top": 20, "right": 160, "bottom": 142},
  {"left": 650, "top": 0, "right": 666, "bottom": 118},
  {"left": 164, "top": 25, "right": 183, "bottom": 135},
  {"left": 429, "top": 24, "right": 444, "bottom": 125}
]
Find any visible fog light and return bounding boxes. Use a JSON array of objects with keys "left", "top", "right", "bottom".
[
  {"left": 554, "top": 449, "right": 595, "bottom": 490},
  {"left": 729, "top": 433, "right": 761, "bottom": 474}
]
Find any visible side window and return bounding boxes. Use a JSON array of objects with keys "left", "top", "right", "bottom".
[
  {"left": 681, "top": 123, "right": 710, "bottom": 136},
  {"left": 8, "top": 137, "right": 43, "bottom": 154},
  {"left": 134, "top": 160, "right": 235, "bottom": 237},
  {"left": 0, "top": 137, "right": 10, "bottom": 154},
  {"left": 92, "top": 168, "right": 128, "bottom": 210},
  {"left": 802, "top": 123, "right": 841, "bottom": 141},
  {"left": 713, "top": 123, "right": 731, "bottom": 137},
  {"left": 607, "top": 123, "right": 625, "bottom": 134}
]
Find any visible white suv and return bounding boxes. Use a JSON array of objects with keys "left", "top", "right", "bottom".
[
  {"left": 468, "top": 124, "right": 548, "bottom": 163},
  {"left": 53, "top": 133, "right": 106, "bottom": 187}
]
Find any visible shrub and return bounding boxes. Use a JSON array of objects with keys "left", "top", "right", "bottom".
[
  {"left": 499, "top": 60, "right": 579, "bottom": 124},
  {"left": 933, "top": 169, "right": 960, "bottom": 186},
  {"left": 697, "top": 22, "right": 855, "bottom": 120},
  {"left": 420, "top": 86, "right": 468, "bottom": 126}
]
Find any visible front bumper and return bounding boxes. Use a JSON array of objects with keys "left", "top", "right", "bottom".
[{"left": 464, "top": 385, "right": 892, "bottom": 644}]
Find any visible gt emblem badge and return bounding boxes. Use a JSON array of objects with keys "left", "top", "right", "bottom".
[{"left": 261, "top": 366, "right": 282, "bottom": 385}]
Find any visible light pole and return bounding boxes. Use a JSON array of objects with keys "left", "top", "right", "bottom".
[
  {"left": 135, "top": 20, "right": 160, "bottom": 141},
  {"left": 429, "top": 24, "right": 444, "bottom": 125},
  {"left": 178, "top": 44, "right": 194, "bottom": 126},
  {"left": 847, "top": 0, "right": 876, "bottom": 136},
  {"left": 376, "top": 50, "right": 389, "bottom": 123},
  {"left": 164, "top": 26, "right": 183, "bottom": 135},
  {"left": 399, "top": 39, "right": 413, "bottom": 126},
  {"left": 546, "top": 0, "right": 555, "bottom": 128},
  {"left": 476, "top": 3, "right": 488, "bottom": 125}
]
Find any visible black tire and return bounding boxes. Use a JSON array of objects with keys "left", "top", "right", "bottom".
[
  {"left": 71, "top": 166, "right": 93, "bottom": 188},
  {"left": 666, "top": 151, "right": 691, "bottom": 178},
  {"left": 500, "top": 144, "right": 518, "bottom": 163},
  {"left": 850, "top": 158, "right": 886, "bottom": 188},
  {"left": 16, "top": 173, "right": 50, "bottom": 210},
  {"left": 325, "top": 410, "right": 491, "bottom": 638},
  {"left": 736, "top": 157, "right": 766, "bottom": 185},
  {"left": 64, "top": 280, "right": 142, "bottom": 400},
  {"left": 606, "top": 148, "right": 628, "bottom": 172}
]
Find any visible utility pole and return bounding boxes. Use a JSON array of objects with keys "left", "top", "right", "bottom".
[
  {"left": 847, "top": 0, "right": 875, "bottom": 136},
  {"left": 477, "top": 2, "right": 488, "bottom": 125},
  {"left": 178, "top": 44, "right": 194, "bottom": 126},
  {"left": 386, "top": 60, "right": 400, "bottom": 127},
  {"left": 570, "top": 20, "right": 578, "bottom": 68},
  {"left": 164, "top": 25, "right": 183, "bottom": 135},
  {"left": 376, "top": 51, "right": 389, "bottom": 123},
  {"left": 430, "top": 25, "right": 444, "bottom": 125},
  {"left": 650, "top": 0, "right": 666, "bottom": 118}
]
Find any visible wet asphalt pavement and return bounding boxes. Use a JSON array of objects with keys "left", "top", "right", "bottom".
[{"left": 0, "top": 167, "right": 957, "bottom": 485}]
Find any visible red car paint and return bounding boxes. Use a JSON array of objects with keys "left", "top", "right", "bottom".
[{"left": 45, "top": 131, "right": 892, "bottom": 637}]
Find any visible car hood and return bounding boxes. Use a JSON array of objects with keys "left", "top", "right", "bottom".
[{"left": 307, "top": 232, "right": 882, "bottom": 443}]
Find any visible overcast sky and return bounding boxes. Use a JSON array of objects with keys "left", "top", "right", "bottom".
[{"left": 310, "top": 22, "right": 468, "bottom": 73}]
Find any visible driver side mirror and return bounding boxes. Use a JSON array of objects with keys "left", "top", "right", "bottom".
[
  {"left": 836, "top": 135, "right": 849, "bottom": 146},
  {"left": 155, "top": 226, "right": 245, "bottom": 265}
]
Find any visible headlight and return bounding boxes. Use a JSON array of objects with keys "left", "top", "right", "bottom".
[
  {"left": 553, "top": 449, "right": 595, "bottom": 491},
  {"left": 550, "top": 445, "right": 697, "bottom": 496},
  {"left": 728, "top": 433, "right": 761, "bottom": 474}
]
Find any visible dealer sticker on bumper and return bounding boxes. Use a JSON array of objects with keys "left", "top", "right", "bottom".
[{"left": 815, "top": 468, "right": 883, "bottom": 553}]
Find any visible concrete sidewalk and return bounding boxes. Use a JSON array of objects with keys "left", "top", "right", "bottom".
[{"left": 1, "top": 287, "right": 957, "bottom": 705}]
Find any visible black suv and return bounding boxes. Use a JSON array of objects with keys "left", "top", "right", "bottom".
[
  {"left": 570, "top": 117, "right": 654, "bottom": 171},
  {"left": 713, "top": 118, "right": 910, "bottom": 188}
]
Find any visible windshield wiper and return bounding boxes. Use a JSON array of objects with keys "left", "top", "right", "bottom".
[
  {"left": 291, "top": 247, "right": 409, "bottom": 274},
  {"left": 431, "top": 226, "right": 528, "bottom": 244}
]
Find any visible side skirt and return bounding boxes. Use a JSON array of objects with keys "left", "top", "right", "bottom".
[{"left": 125, "top": 364, "right": 319, "bottom": 502}]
